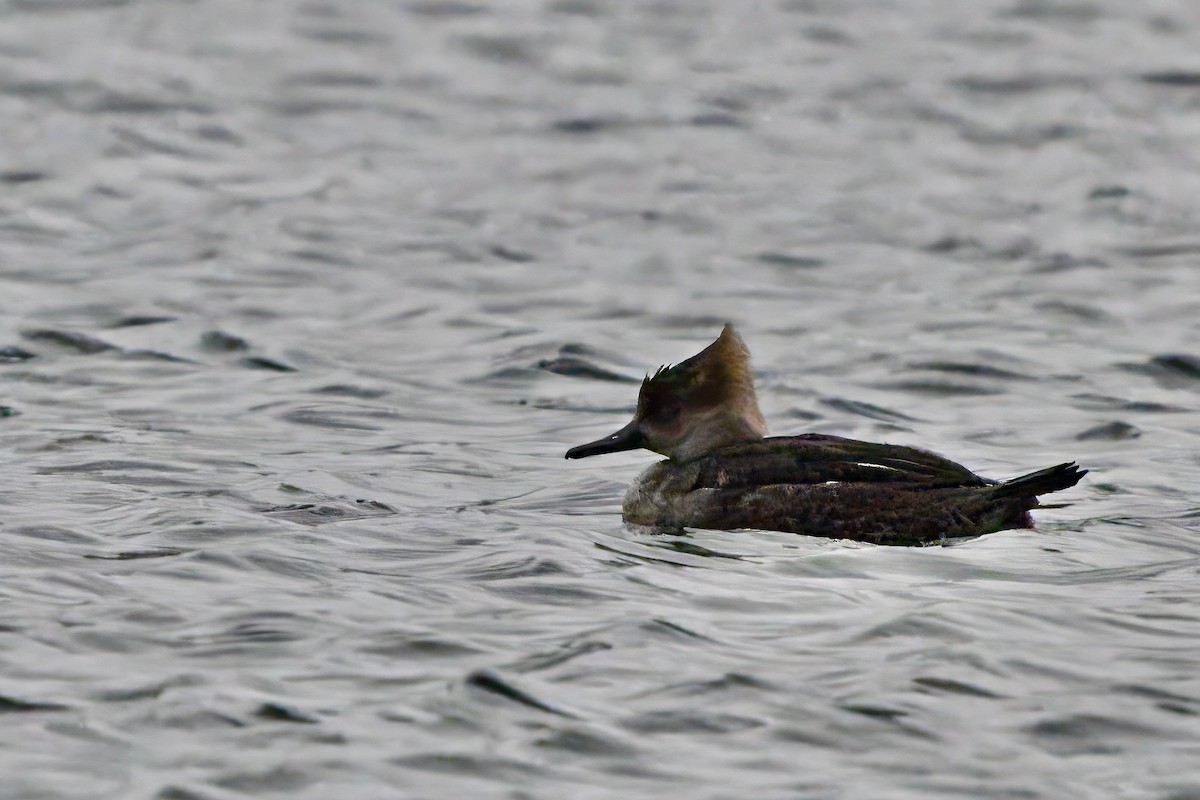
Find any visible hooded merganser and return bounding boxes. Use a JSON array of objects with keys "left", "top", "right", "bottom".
[{"left": 565, "top": 325, "right": 1086, "bottom": 545}]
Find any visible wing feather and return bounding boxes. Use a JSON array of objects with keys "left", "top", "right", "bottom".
[{"left": 689, "top": 434, "right": 990, "bottom": 491}]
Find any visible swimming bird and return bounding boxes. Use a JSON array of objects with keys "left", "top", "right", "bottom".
[{"left": 565, "top": 325, "right": 1085, "bottom": 545}]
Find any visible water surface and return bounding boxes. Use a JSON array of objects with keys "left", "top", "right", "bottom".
[{"left": 2, "top": 1, "right": 1200, "bottom": 798}]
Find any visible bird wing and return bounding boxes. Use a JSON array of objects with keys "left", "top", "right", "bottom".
[{"left": 688, "top": 434, "right": 991, "bottom": 491}]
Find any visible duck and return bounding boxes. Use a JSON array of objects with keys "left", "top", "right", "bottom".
[{"left": 564, "top": 325, "right": 1086, "bottom": 545}]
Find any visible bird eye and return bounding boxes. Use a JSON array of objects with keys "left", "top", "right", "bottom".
[{"left": 655, "top": 404, "right": 681, "bottom": 423}]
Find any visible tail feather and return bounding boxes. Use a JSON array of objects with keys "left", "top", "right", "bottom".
[{"left": 991, "top": 462, "right": 1087, "bottom": 500}]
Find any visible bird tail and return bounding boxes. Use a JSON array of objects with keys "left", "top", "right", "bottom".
[{"left": 990, "top": 462, "right": 1087, "bottom": 500}]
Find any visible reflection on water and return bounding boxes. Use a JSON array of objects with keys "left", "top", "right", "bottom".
[{"left": 2, "top": 0, "right": 1200, "bottom": 798}]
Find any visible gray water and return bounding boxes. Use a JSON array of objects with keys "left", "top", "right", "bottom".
[{"left": 2, "top": 1, "right": 1200, "bottom": 798}]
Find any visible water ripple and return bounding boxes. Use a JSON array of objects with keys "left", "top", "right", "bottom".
[{"left": 2, "top": 0, "right": 1199, "bottom": 797}]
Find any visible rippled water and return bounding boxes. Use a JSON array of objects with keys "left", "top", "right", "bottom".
[{"left": 3, "top": 1, "right": 1200, "bottom": 798}]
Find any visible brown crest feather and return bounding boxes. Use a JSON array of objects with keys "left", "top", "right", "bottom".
[{"left": 636, "top": 324, "right": 761, "bottom": 422}]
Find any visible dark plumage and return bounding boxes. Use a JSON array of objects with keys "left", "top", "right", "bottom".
[
  {"left": 624, "top": 434, "right": 1085, "bottom": 545},
  {"left": 566, "top": 326, "right": 1086, "bottom": 545}
]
